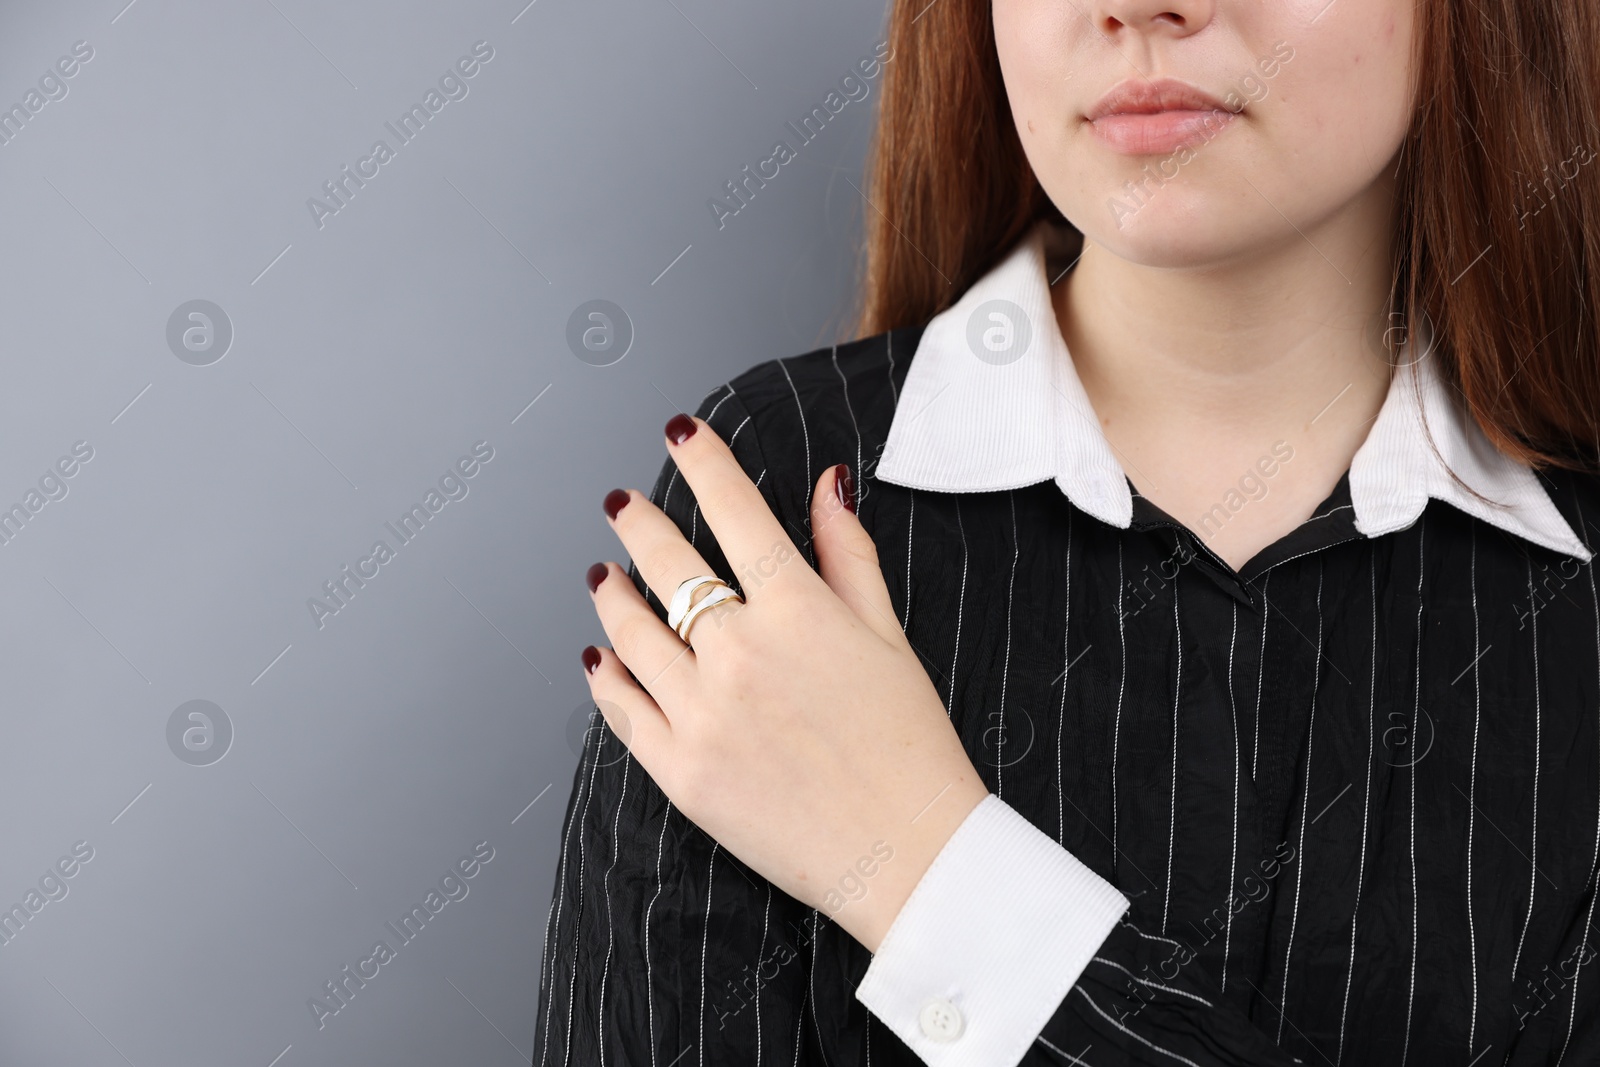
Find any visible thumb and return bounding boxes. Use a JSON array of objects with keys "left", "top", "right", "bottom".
[{"left": 811, "top": 464, "right": 905, "bottom": 647}]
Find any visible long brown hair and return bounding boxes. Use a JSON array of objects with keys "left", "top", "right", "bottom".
[{"left": 852, "top": 0, "right": 1600, "bottom": 474}]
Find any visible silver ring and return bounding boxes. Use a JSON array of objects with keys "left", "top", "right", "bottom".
[
  {"left": 666, "top": 575, "right": 724, "bottom": 633},
  {"left": 676, "top": 583, "right": 742, "bottom": 644}
]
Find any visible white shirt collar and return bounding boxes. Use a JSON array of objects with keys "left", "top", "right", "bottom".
[{"left": 875, "top": 219, "right": 1593, "bottom": 563}]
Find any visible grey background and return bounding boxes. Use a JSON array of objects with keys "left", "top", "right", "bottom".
[{"left": 0, "top": 1, "right": 889, "bottom": 1063}]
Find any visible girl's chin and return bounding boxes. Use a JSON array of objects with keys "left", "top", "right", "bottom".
[{"left": 1070, "top": 210, "right": 1259, "bottom": 269}]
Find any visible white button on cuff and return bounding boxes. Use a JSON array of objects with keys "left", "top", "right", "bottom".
[{"left": 918, "top": 997, "right": 965, "bottom": 1042}]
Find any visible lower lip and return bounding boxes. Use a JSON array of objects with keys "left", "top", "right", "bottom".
[{"left": 1089, "top": 109, "right": 1235, "bottom": 155}]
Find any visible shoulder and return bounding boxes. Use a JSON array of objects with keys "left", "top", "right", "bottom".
[
  {"left": 690, "top": 324, "right": 926, "bottom": 485},
  {"left": 722, "top": 325, "right": 921, "bottom": 424},
  {"left": 659, "top": 325, "right": 926, "bottom": 569},
  {"left": 703, "top": 325, "right": 922, "bottom": 438}
]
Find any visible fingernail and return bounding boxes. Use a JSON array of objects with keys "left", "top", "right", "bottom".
[
  {"left": 581, "top": 645, "right": 602, "bottom": 674},
  {"left": 603, "top": 489, "right": 631, "bottom": 519},
  {"left": 834, "top": 464, "right": 855, "bottom": 514},
  {"left": 585, "top": 562, "right": 609, "bottom": 593},
  {"left": 665, "top": 413, "right": 697, "bottom": 445}
]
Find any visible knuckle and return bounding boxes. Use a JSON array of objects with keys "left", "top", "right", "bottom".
[
  {"left": 769, "top": 583, "right": 822, "bottom": 623},
  {"left": 735, "top": 541, "right": 794, "bottom": 591},
  {"left": 696, "top": 482, "right": 743, "bottom": 520},
  {"left": 642, "top": 545, "right": 682, "bottom": 584},
  {"left": 720, "top": 635, "right": 758, "bottom": 673},
  {"left": 725, "top": 649, "right": 780, "bottom": 700},
  {"left": 613, "top": 616, "right": 650, "bottom": 660},
  {"left": 847, "top": 535, "right": 882, "bottom": 568},
  {"left": 705, "top": 625, "right": 760, "bottom": 677}
]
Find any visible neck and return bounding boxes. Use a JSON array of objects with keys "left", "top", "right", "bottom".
[
  {"left": 1056, "top": 183, "right": 1395, "bottom": 435},
  {"left": 1048, "top": 178, "right": 1405, "bottom": 569},
  {"left": 1051, "top": 180, "right": 1400, "bottom": 492}
]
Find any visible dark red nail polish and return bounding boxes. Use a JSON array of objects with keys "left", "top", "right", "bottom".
[
  {"left": 834, "top": 464, "right": 856, "bottom": 514},
  {"left": 603, "top": 488, "right": 630, "bottom": 519},
  {"left": 665, "top": 413, "right": 697, "bottom": 445},
  {"left": 581, "top": 645, "right": 602, "bottom": 674},
  {"left": 585, "top": 562, "right": 609, "bottom": 592}
]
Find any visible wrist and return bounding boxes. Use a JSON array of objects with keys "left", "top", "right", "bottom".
[{"left": 832, "top": 779, "right": 990, "bottom": 953}]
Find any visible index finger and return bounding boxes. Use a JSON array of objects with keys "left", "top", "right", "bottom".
[{"left": 663, "top": 412, "right": 805, "bottom": 594}]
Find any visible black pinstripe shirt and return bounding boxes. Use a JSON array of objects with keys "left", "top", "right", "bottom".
[{"left": 533, "top": 319, "right": 1600, "bottom": 1066}]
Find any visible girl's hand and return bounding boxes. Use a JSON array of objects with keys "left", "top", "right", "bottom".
[{"left": 581, "top": 413, "right": 990, "bottom": 954}]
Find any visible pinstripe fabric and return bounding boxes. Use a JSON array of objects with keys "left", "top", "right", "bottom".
[{"left": 533, "top": 318, "right": 1600, "bottom": 1063}]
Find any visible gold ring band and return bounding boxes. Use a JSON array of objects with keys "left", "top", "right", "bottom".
[
  {"left": 675, "top": 583, "right": 743, "bottom": 644},
  {"left": 666, "top": 575, "right": 725, "bottom": 633}
]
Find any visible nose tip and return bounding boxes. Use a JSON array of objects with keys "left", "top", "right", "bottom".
[{"left": 1092, "top": 0, "right": 1213, "bottom": 38}]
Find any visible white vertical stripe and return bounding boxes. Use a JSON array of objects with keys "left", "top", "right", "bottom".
[
  {"left": 1254, "top": 571, "right": 1271, "bottom": 779},
  {"left": 699, "top": 843, "right": 719, "bottom": 1067},
  {"left": 998, "top": 491, "right": 1019, "bottom": 796},
  {"left": 1511, "top": 556, "right": 1544, "bottom": 984},
  {"left": 597, "top": 754, "right": 635, "bottom": 1064},
  {"left": 1058, "top": 507, "right": 1075, "bottom": 842},
  {"left": 830, "top": 346, "right": 863, "bottom": 491},
  {"left": 1164, "top": 576, "right": 1183, "bottom": 934},
  {"left": 538, "top": 722, "right": 595, "bottom": 1067},
  {"left": 1222, "top": 599, "right": 1240, "bottom": 992},
  {"left": 809, "top": 910, "right": 827, "bottom": 1057},
  {"left": 757, "top": 884, "right": 770, "bottom": 1064},
  {"left": 1278, "top": 560, "right": 1324, "bottom": 1047},
  {"left": 902, "top": 489, "right": 915, "bottom": 631},
  {"left": 1559, "top": 494, "right": 1599, "bottom": 1066},
  {"left": 643, "top": 800, "right": 673, "bottom": 1067},
  {"left": 1401, "top": 522, "right": 1423, "bottom": 1067},
  {"left": 563, "top": 718, "right": 606, "bottom": 1067},
  {"left": 536, "top": 895, "right": 557, "bottom": 1057},
  {"left": 885, "top": 329, "right": 898, "bottom": 405},
  {"left": 1466, "top": 524, "right": 1481, "bottom": 1050},
  {"left": 948, "top": 500, "right": 969, "bottom": 719},
  {"left": 791, "top": 993, "right": 803, "bottom": 1067},
  {"left": 778, "top": 359, "right": 813, "bottom": 528},
  {"left": 1337, "top": 555, "right": 1378, "bottom": 1065},
  {"left": 1113, "top": 540, "right": 1127, "bottom": 863}
]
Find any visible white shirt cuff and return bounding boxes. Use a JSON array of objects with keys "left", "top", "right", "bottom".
[{"left": 854, "top": 793, "right": 1129, "bottom": 1067}]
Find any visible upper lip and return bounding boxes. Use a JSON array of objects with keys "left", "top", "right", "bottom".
[{"left": 1085, "top": 78, "right": 1232, "bottom": 121}]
